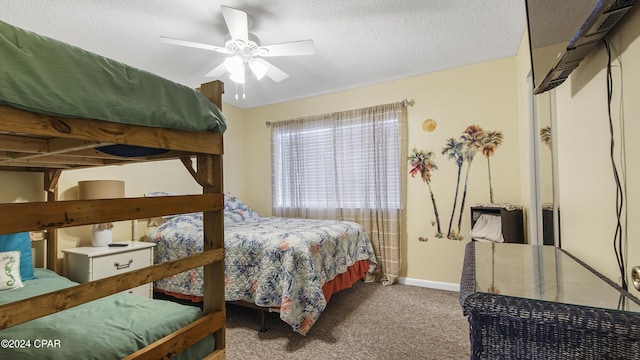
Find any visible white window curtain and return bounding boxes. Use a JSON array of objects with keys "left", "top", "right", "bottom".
[{"left": 271, "top": 102, "right": 407, "bottom": 285}]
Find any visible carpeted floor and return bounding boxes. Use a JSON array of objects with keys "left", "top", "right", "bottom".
[{"left": 225, "top": 281, "right": 471, "bottom": 359}]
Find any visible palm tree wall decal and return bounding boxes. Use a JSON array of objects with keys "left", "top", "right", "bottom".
[
  {"left": 411, "top": 124, "right": 506, "bottom": 240},
  {"left": 481, "top": 130, "right": 504, "bottom": 204},
  {"left": 456, "top": 125, "right": 487, "bottom": 237},
  {"left": 441, "top": 138, "right": 464, "bottom": 239},
  {"left": 409, "top": 147, "right": 443, "bottom": 238}
]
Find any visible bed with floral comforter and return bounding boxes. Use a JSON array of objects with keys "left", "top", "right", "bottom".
[{"left": 147, "top": 195, "right": 377, "bottom": 335}]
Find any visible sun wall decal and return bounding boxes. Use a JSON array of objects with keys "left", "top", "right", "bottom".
[{"left": 422, "top": 118, "right": 437, "bottom": 132}]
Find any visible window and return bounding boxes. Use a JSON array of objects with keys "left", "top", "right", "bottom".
[
  {"left": 270, "top": 102, "right": 407, "bottom": 285},
  {"left": 271, "top": 104, "right": 402, "bottom": 211}
]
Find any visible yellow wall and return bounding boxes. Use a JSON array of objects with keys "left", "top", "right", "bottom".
[
  {"left": 554, "top": 7, "right": 640, "bottom": 283},
  {"left": 4, "top": 6, "right": 639, "bottom": 286},
  {"left": 241, "top": 57, "right": 522, "bottom": 284},
  {"left": 0, "top": 57, "right": 523, "bottom": 284},
  {"left": 0, "top": 171, "right": 44, "bottom": 203}
]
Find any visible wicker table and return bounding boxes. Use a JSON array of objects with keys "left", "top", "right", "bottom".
[{"left": 460, "top": 242, "right": 640, "bottom": 359}]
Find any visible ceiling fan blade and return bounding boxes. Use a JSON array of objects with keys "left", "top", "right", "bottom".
[
  {"left": 221, "top": 6, "right": 249, "bottom": 43},
  {"left": 258, "top": 40, "right": 315, "bottom": 57},
  {"left": 254, "top": 58, "right": 289, "bottom": 82},
  {"left": 160, "top": 36, "right": 232, "bottom": 54},
  {"left": 204, "top": 62, "right": 227, "bottom": 78}
]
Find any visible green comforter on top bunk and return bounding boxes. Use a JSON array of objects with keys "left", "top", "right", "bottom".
[
  {"left": 0, "top": 20, "right": 226, "bottom": 133},
  {"left": 0, "top": 268, "right": 214, "bottom": 360}
]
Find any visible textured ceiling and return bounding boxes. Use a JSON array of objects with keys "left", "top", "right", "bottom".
[{"left": 0, "top": 0, "right": 527, "bottom": 109}]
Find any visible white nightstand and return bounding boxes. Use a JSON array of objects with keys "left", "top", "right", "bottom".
[{"left": 62, "top": 241, "right": 156, "bottom": 298}]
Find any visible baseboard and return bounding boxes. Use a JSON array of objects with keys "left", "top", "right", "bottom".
[{"left": 398, "top": 277, "right": 460, "bottom": 292}]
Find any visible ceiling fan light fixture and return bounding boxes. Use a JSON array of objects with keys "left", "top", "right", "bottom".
[
  {"left": 229, "top": 70, "right": 245, "bottom": 84},
  {"left": 161, "top": 5, "right": 316, "bottom": 94},
  {"left": 249, "top": 59, "right": 268, "bottom": 80},
  {"left": 224, "top": 55, "right": 244, "bottom": 74}
]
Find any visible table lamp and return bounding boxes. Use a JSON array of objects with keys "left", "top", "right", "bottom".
[{"left": 78, "top": 180, "right": 125, "bottom": 247}]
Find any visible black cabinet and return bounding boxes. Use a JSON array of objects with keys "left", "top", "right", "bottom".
[{"left": 470, "top": 205, "right": 524, "bottom": 244}]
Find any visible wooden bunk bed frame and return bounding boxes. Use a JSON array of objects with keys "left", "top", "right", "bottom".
[{"left": 0, "top": 80, "right": 226, "bottom": 359}]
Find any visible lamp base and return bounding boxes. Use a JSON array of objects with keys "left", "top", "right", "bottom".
[{"left": 92, "top": 225, "right": 113, "bottom": 247}]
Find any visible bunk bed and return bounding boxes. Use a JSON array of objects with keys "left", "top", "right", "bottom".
[
  {"left": 0, "top": 20, "right": 227, "bottom": 359},
  {"left": 146, "top": 194, "right": 377, "bottom": 335}
]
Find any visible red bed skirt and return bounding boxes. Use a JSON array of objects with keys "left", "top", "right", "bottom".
[
  {"left": 322, "top": 259, "right": 370, "bottom": 302},
  {"left": 155, "top": 259, "right": 370, "bottom": 305}
]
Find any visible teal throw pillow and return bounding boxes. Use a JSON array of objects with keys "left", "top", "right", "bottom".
[{"left": 0, "top": 232, "right": 36, "bottom": 281}]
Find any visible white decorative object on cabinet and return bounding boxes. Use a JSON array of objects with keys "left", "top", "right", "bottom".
[{"left": 63, "top": 241, "right": 156, "bottom": 298}]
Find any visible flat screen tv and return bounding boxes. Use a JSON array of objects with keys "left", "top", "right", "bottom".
[{"left": 526, "top": 0, "right": 637, "bottom": 94}]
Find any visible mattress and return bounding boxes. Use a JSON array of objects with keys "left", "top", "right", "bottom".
[
  {"left": 148, "top": 212, "right": 377, "bottom": 335},
  {"left": 0, "top": 268, "right": 214, "bottom": 359},
  {"left": 0, "top": 20, "right": 226, "bottom": 133}
]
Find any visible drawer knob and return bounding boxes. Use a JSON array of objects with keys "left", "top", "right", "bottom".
[{"left": 114, "top": 259, "right": 133, "bottom": 270}]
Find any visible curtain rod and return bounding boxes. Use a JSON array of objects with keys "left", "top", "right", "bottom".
[
  {"left": 401, "top": 98, "right": 415, "bottom": 107},
  {"left": 265, "top": 98, "right": 414, "bottom": 127}
]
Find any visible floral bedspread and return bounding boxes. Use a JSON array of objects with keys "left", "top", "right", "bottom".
[{"left": 147, "top": 197, "right": 376, "bottom": 335}]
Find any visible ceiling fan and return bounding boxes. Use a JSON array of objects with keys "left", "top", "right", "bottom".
[{"left": 161, "top": 5, "right": 315, "bottom": 85}]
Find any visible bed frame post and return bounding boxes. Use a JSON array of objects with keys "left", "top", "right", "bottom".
[
  {"left": 198, "top": 81, "right": 224, "bottom": 109},
  {"left": 44, "top": 170, "right": 61, "bottom": 274},
  {"left": 198, "top": 80, "right": 226, "bottom": 355},
  {"left": 197, "top": 154, "right": 225, "bottom": 353}
]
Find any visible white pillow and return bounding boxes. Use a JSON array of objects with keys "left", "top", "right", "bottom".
[{"left": 0, "top": 251, "right": 24, "bottom": 290}]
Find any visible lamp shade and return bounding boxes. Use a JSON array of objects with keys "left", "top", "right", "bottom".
[{"left": 78, "top": 180, "right": 125, "bottom": 200}]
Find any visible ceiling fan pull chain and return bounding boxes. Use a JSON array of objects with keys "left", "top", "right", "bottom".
[
  {"left": 243, "top": 83, "right": 246, "bottom": 99},
  {"left": 235, "top": 82, "right": 239, "bottom": 100}
]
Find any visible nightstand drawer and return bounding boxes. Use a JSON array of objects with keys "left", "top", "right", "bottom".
[
  {"left": 124, "top": 285, "right": 151, "bottom": 297},
  {"left": 63, "top": 241, "right": 156, "bottom": 298},
  {"left": 92, "top": 248, "right": 150, "bottom": 279}
]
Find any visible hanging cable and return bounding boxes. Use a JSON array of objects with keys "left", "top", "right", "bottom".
[{"left": 604, "top": 39, "right": 627, "bottom": 291}]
